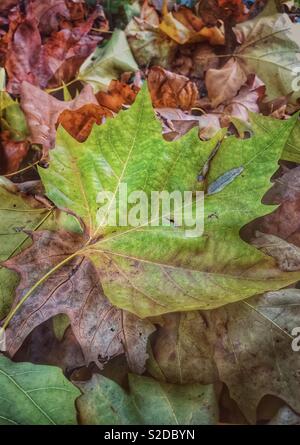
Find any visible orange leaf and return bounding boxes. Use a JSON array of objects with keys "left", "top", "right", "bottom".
[
  {"left": 96, "top": 80, "right": 138, "bottom": 113},
  {"left": 148, "top": 66, "right": 199, "bottom": 110},
  {"left": 58, "top": 104, "right": 112, "bottom": 143}
]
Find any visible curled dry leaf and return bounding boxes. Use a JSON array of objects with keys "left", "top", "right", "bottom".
[
  {"left": 206, "top": 58, "right": 247, "bottom": 108},
  {"left": 27, "top": 0, "right": 70, "bottom": 35},
  {"left": 156, "top": 107, "right": 202, "bottom": 141},
  {"left": 159, "top": 5, "right": 225, "bottom": 45},
  {"left": 20, "top": 81, "right": 98, "bottom": 152},
  {"left": 148, "top": 66, "right": 199, "bottom": 110},
  {"left": 171, "top": 43, "right": 219, "bottom": 79},
  {"left": 4, "top": 7, "right": 100, "bottom": 94},
  {"left": 219, "top": 74, "right": 265, "bottom": 127},
  {"left": 125, "top": 1, "right": 176, "bottom": 68},
  {"left": 4, "top": 230, "right": 155, "bottom": 373},
  {"left": 0, "top": 131, "right": 29, "bottom": 175},
  {"left": 96, "top": 80, "right": 139, "bottom": 113},
  {"left": 58, "top": 103, "right": 112, "bottom": 142}
]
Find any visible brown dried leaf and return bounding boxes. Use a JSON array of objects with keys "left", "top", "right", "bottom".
[
  {"left": 27, "top": 0, "right": 70, "bottom": 35},
  {"left": 222, "top": 75, "right": 265, "bottom": 123},
  {"left": 149, "top": 289, "right": 300, "bottom": 424},
  {"left": 206, "top": 58, "right": 247, "bottom": 108},
  {"left": 156, "top": 107, "right": 201, "bottom": 141},
  {"left": 20, "top": 81, "right": 98, "bottom": 153},
  {"left": 148, "top": 66, "right": 199, "bottom": 110},
  {"left": 96, "top": 80, "right": 138, "bottom": 113},
  {"left": 4, "top": 8, "right": 100, "bottom": 94},
  {"left": 172, "top": 43, "right": 219, "bottom": 79},
  {"left": 252, "top": 231, "right": 300, "bottom": 272},
  {"left": 4, "top": 230, "right": 155, "bottom": 373},
  {"left": 244, "top": 166, "right": 300, "bottom": 247},
  {"left": 159, "top": 5, "right": 225, "bottom": 45},
  {"left": 0, "top": 131, "right": 29, "bottom": 175},
  {"left": 58, "top": 103, "right": 112, "bottom": 142}
]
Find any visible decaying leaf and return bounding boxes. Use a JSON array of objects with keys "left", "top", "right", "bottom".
[
  {"left": 0, "top": 177, "right": 57, "bottom": 319},
  {"left": 206, "top": 58, "right": 247, "bottom": 108},
  {"left": 149, "top": 289, "right": 300, "bottom": 424},
  {"left": 58, "top": 103, "right": 112, "bottom": 142},
  {"left": 148, "top": 66, "right": 200, "bottom": 110},
  {"left": 78, "top": 29, "right": 138, "bottom": 93},
  {"left": 4, "top": 229, "right": 155, "bottom": 371},
  {"left": 125, "top": 2, "right": 176, "bottom": 67},
  {"left": 234, "top": 13, "right": 300, "bottom": 104},
  {"left": 252, "top": 231, "right": 300, "bottom": 271},
  {"left": 96, "top": 80, "right": 138, "bottom": 113},
  {"left": 20, "top": 81, "right": 98, "bottom": 152},
  {"left": 159, "top": 5, "right": 225, "bottom": 45},
  {"left": 27, "top": 0, "right": 70, "bottom": 35},
  {"left": 4, "top": 7, "right": 100, "bottom": 94},
  {"left": 244, "top": 164, "right": 300, "bottom": 247}
]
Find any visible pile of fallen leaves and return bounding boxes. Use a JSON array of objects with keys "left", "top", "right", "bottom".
[{"left": 0, "top": 0, "right": 300, "bottom": 426}]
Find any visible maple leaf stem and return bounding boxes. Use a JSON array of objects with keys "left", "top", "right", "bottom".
[{"left": 2, "top": 249, "right": 81, "bottom": 332}]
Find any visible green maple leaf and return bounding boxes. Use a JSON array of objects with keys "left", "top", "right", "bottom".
[
  {"left": 0, "top": 354, "right": 80, "bottom": 425},
  {"left": 36, "top": 84, "right": 300, "bottom": 316},
  {"left": 249, "top": 112, "right": 300, "bottom": 164},
  {"left": 3, "top": 85, "right": 300, "bottom": 328}
]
